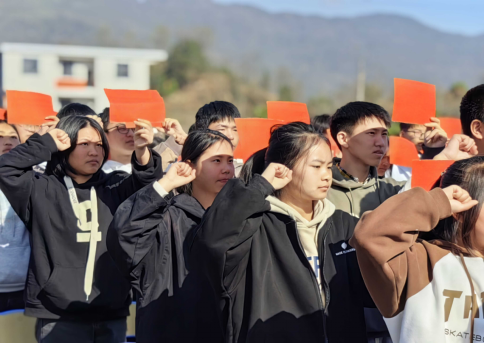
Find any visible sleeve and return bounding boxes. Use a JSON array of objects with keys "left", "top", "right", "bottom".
[
  {"left": 0, "top": 133, "right": 57, "bottom": 224},
  {"left": 190, "top": 174, "right": 274, "bottom": 294},
  {"left": 111, "top": 149, "right": 163, "bottom": 204},
  {"left": 421, "top": 145, "right": 445, "bottom": 160},
  {"left": 349, "top": 187, "right": 451, "bottom": 317},
  {"left": 107, "top": 182, "right": 170, "bottom": 281}
]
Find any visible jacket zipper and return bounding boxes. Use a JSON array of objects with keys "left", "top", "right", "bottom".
[
  {"left": 320, "top": 220, "right": 333, "bottom": 343},
  {"left": 290, "top": 220, "right": 325, "bottom": 328}
]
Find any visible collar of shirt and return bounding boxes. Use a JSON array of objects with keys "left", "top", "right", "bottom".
[{"left": 336, "top": 162, "right": 371, "bottom": 184}]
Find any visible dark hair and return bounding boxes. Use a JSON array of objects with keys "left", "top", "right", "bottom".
[
  {"left": 188, "top": 123, "right": 197, "bottom": 133},
  {"left": 45, "top": 116, "right": 110, "bottom": 178},
  {"left": 435, "top": 156, "right": 484, "bottom": 256},
  {"left": 57, "top": 103, "right": 97, "bottom": 120},
  {"left": 330, "top": 102, "right": 391, "bottom": 149},
  {"left": 177, "top": 129, "right": 233, "bottom": 195},
  {"left": 244, "top": 122, "right": 330, "bottom": 197},
  {"left": 311, "top": 114, "right": 331, "bottom": 134},
  {"left": 99, "top": 107, "right": 110, "bottom": 131},
  {"left": 194, "top": 101, "right": 241, "bottom": 130},
  {"left": 399, "top": 123, "right": 424, "bottom": 132},
  {"left": 239, "top": 148, "right": 267, "bottom": 184},
  {"left": 0, "top": 120, "right": 20, "bottom": 138},
  {"left": 460, "top": 84, "right": 484, "bottom": 138}
]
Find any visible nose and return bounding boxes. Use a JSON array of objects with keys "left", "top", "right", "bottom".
[
  {"left": 225, "top": 129, "right": 235, "bottom": 140},
  {"left": 88, "top": 146, "right": 99, "bottom": 156},
  {"left": 126, "top": 129, "right": 135, "bottom": 137},
  {"left": 376, "top": 134, "right": 386, "bottom": 148},
  {"left": 221, "top": 161, "right": 233, "bottom": 175}
]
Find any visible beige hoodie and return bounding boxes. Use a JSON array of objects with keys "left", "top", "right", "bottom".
[{"left": 267, "top": 196, "right": 335, "bottom": 294}]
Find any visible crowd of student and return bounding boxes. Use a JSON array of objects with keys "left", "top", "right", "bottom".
[{"left": 1, "top": 84, "right": 484, "bottom": 343}]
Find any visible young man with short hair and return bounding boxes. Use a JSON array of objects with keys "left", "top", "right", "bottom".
[{"left": 329, "top": 101, "right": 405, "bottom": 343}]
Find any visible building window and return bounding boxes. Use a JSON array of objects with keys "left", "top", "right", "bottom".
[
  {"left": 117, "top": 64, "right": 129, "bottom": 77},
  {"left": 62, "top": 61, "right": 73, "bottom": 76},
  {"left": 23, "top": 59, "right": 38, "bottom": 74}
]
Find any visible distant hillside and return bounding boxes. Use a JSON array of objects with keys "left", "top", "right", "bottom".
[{"left": 1, "top": 0, "right": 483, "bottom": 97}]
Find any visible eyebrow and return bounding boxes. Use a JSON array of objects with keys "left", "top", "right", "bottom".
[
  {"left": 311, "top": 159, "right": 330, "bottom": 163},
  {"left": 0, "top": 130, "right": 17, "bottom": 135},
  {"left": 210, "top": 154, "right": 233, "bottom": 158}
]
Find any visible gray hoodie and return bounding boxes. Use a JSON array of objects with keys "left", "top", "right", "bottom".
[
  {"left": 0, "top": 189, "right": 30, "bottom": 293},
  {"left": 327, "top": 159, "right": 406, "bottom": 218}
]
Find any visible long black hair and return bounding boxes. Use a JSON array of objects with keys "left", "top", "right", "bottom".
[
  {"left": 177, "top": 129, "right": 233, "bottom": 195},
  {"left": 45, "top": 116, "right": 110, "bottom": 178},
  {"left": 241, "top": 122, "right": 330, "bottom": 196},
  {"left": 434, "top": 156, "right": 484, "bottom": 256}
]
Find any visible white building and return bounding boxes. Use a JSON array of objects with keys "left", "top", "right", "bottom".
[{"left": 0, "top": 43, "right": 168, "bottom": 112}]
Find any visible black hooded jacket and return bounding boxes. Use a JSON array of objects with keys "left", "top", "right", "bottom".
[
  {"left": 107, "top": 183, "right": 224, "bottom": 343},
  {"left": 190, "top": 175, "right": 375, "bottom": 343},
  {"left": 0, "top": 133, "right": 162, "bottom": 320}
]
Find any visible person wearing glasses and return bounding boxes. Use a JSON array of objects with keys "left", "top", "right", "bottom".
[{"left": 390, "top": 118, "right": 449, "bottom": 182}]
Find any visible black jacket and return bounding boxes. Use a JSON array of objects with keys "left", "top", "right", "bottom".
[
  {"left": 107, "top": 184, "right": 224, "bottom": 343},
  {"left": 191, "top": 175, "right": 373, "bottom": 343},
  {"left": 0, "top": 133, "right": 162, "bottom": 320}
]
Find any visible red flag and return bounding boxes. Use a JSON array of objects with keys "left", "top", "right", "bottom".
[
  {"left": 104, "top": 89, "right": 165, "bottom": 128},
  {"left": 389, "top": 136, "right": 419, "bottom": 168},
  {"left": 267, "top": 101, "right": 310, "bottom": 124},
  {"left": 392, "top": 78, "right": 436, "bottom": 125},
  {"left": 233, "top": 118, "right": 284, "bottom": 162},
  {"left": 411, "top": 160, "right": 454, "bottom": 191},
  {"left": 6, "top": 91, "right": 55, "bottom": 125}
]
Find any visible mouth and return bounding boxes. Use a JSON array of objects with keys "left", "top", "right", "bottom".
[
  {"left": 318, "top": 185, "right": 330, "bottom": 191},
  {"left": 2, "top": 148, "right": 12, "bottom": 153},
  {"left": 87, "top": 160, "right": 100, "bottom": 165},
  {"left": 217, "top": 179, "right": 230, "bottom": 184},
  {"left": 373, "top": 150, "right": 384, "bottom": 156}
]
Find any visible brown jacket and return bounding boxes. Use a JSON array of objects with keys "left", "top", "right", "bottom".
[{"left": 351, "top": 188, "right": 484, "bottom": 343}]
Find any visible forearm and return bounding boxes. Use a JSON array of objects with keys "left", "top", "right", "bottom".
[{"left": 135, "top": 147, "right": 151, "bottom": 166}]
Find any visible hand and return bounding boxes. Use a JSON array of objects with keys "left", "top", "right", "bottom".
[
  {"left": 158, "top": 162, "right": 196, "bottom": 193},
  {"left": 158, "top": 118, "right": 188, "bottom": 145},
  {"left": 424, "top": 118, "right": 448, "bottom": 148},
  {"left": 261, "top": 163, "right": 292, "bottom": 190},
  {"left": 38, "top": 116, "right": 60, "bottom": 135},
  {"left": 134, "top": 119, "right": 154, "bottom": 150},
  {"left": 442, "top": 185, "right": 478, "bottom": 215},
  {"left": 48, "top": 129, "right": 71, "bottom": 151},
  {"left": 434, "top": 134, "right": 478, "bottom": 161},
  {"left": 86, "top": 115, "right": 103, "bottom": 128}
]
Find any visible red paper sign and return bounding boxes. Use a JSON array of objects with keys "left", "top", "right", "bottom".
[
  {"left": 6, "top": 91, "right": 55, "bottom": 125},
  {"left": 0, "top": 108, "right": 6, "bottom": 121},
  {"left": 267, "top": 101, "right": 310, "bottom": 124},
  {"left": 392, "top": 78, "right": 436, "bottom": 125},
  {"left": 233, "top": 118, "right": 284, "bottom": 162},
  {"left": 104, "top": 89, "right": 165, "bottom": 128},
  {"left": 411, "top": 160, "right": 454, "bottom": 191},
  {"left": 389, "top": 136, "right": 419, "bottom": 168},
  {"left": 438, "top": 117, "right": 462, "bottom": 138}
]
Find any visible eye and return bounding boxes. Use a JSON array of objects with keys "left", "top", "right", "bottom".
[
  {"left": 312, "top": 165, "right": 321, "bottom": 169},
  {"left": 11, "top": 136, "right": 18, "bottom": 140},
  {"left": 97, "top": 143, "right": 103, "bottom": 147},
  {"left": 80, "top": 143, "right": 88, "bottom": 146},
  {"left": 213, "top": 159, "right": 221, "bottom": 162},
  {"left": 382, "top": 132, "right": 389, "bottom": 136},
  {"left": 228, "top": 159, "right": 234, "bottom": 164},
  {"left": 367, "top": 131, "right": 375, "bottom": 135}
]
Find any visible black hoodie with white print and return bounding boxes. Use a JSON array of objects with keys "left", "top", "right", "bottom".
[{"left": 0, "top": 133, "right": 162, "bottom": 320}]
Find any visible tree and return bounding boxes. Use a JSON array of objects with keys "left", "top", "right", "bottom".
[
  {"left": 278, "top": 85, "right": 293, "bottom": 101},
  {"left": 165, "top": 39, "right": 209, "bottom": 88}
]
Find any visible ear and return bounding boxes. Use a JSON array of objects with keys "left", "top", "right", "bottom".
[
  {"left": 471, "top": 119, "right": 484, "bottom": 140},
  {"left": 337, "top": 132, "right": 349, "bottom": 149}
]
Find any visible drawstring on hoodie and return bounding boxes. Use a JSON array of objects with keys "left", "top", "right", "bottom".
[{"left": 459, "top": 252, "right": 477, "bottom": 342}]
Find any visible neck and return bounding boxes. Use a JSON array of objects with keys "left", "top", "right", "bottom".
[
  {"left": 67, "top": 171, "right": 92, "bottom": 185},
  {"left": 109, "top": 151, "right": 132, "bottom": 165},
  {"left": 191, "top": 185, "right": 217, "bottom": 210},
  {"left": 476, "top": 139, "right": 484, "bottom": 157},
  {"left": 279, "top": 191, "right": 314, "bottom": 221},
  {"left": 340, "top": 152, "right": 371, "bottom": 183}
]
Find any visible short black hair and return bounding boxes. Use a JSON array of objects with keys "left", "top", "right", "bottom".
[
  {"left": 45, "top": 116, "right": 109, "bottom": 178},
  {"left": 99, "top": 107, "right": 110, "bottom": 131},
  {"left": 194, "top": 101, "right": 241, "bottom": 130},
  {"left": 330, "top": 101, "right": 391, "bottom": 149},
  {"left": 57, "top": 103, "right": 96, "bottom": 120},
  {"left": 311, "top": 114, "right": 331, "bottom": 134},
  {"left": 460, "top": 84, "right": 484, "bottom": 138}
]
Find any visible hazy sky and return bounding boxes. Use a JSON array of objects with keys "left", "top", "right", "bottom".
[{"left": 213, "top": 0, "right": 484, "bottom": 36}]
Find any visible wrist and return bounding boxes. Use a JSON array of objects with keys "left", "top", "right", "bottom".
[
  {"left": 433, "top": 152, "right": 448, "bottom": 161},
  {"left": 175, "top": 133, "right": 187, "bottom": 145},
  {"left": 157, "top": 178, "right": 175, "bottom": 193}
]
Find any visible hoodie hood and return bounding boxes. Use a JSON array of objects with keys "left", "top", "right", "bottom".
[
  {"left": 267, "top": 196, "right": 335, "bottom": 249},
  {"left": 171, "top": 193, "right": 206, "bottom": 219}
]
